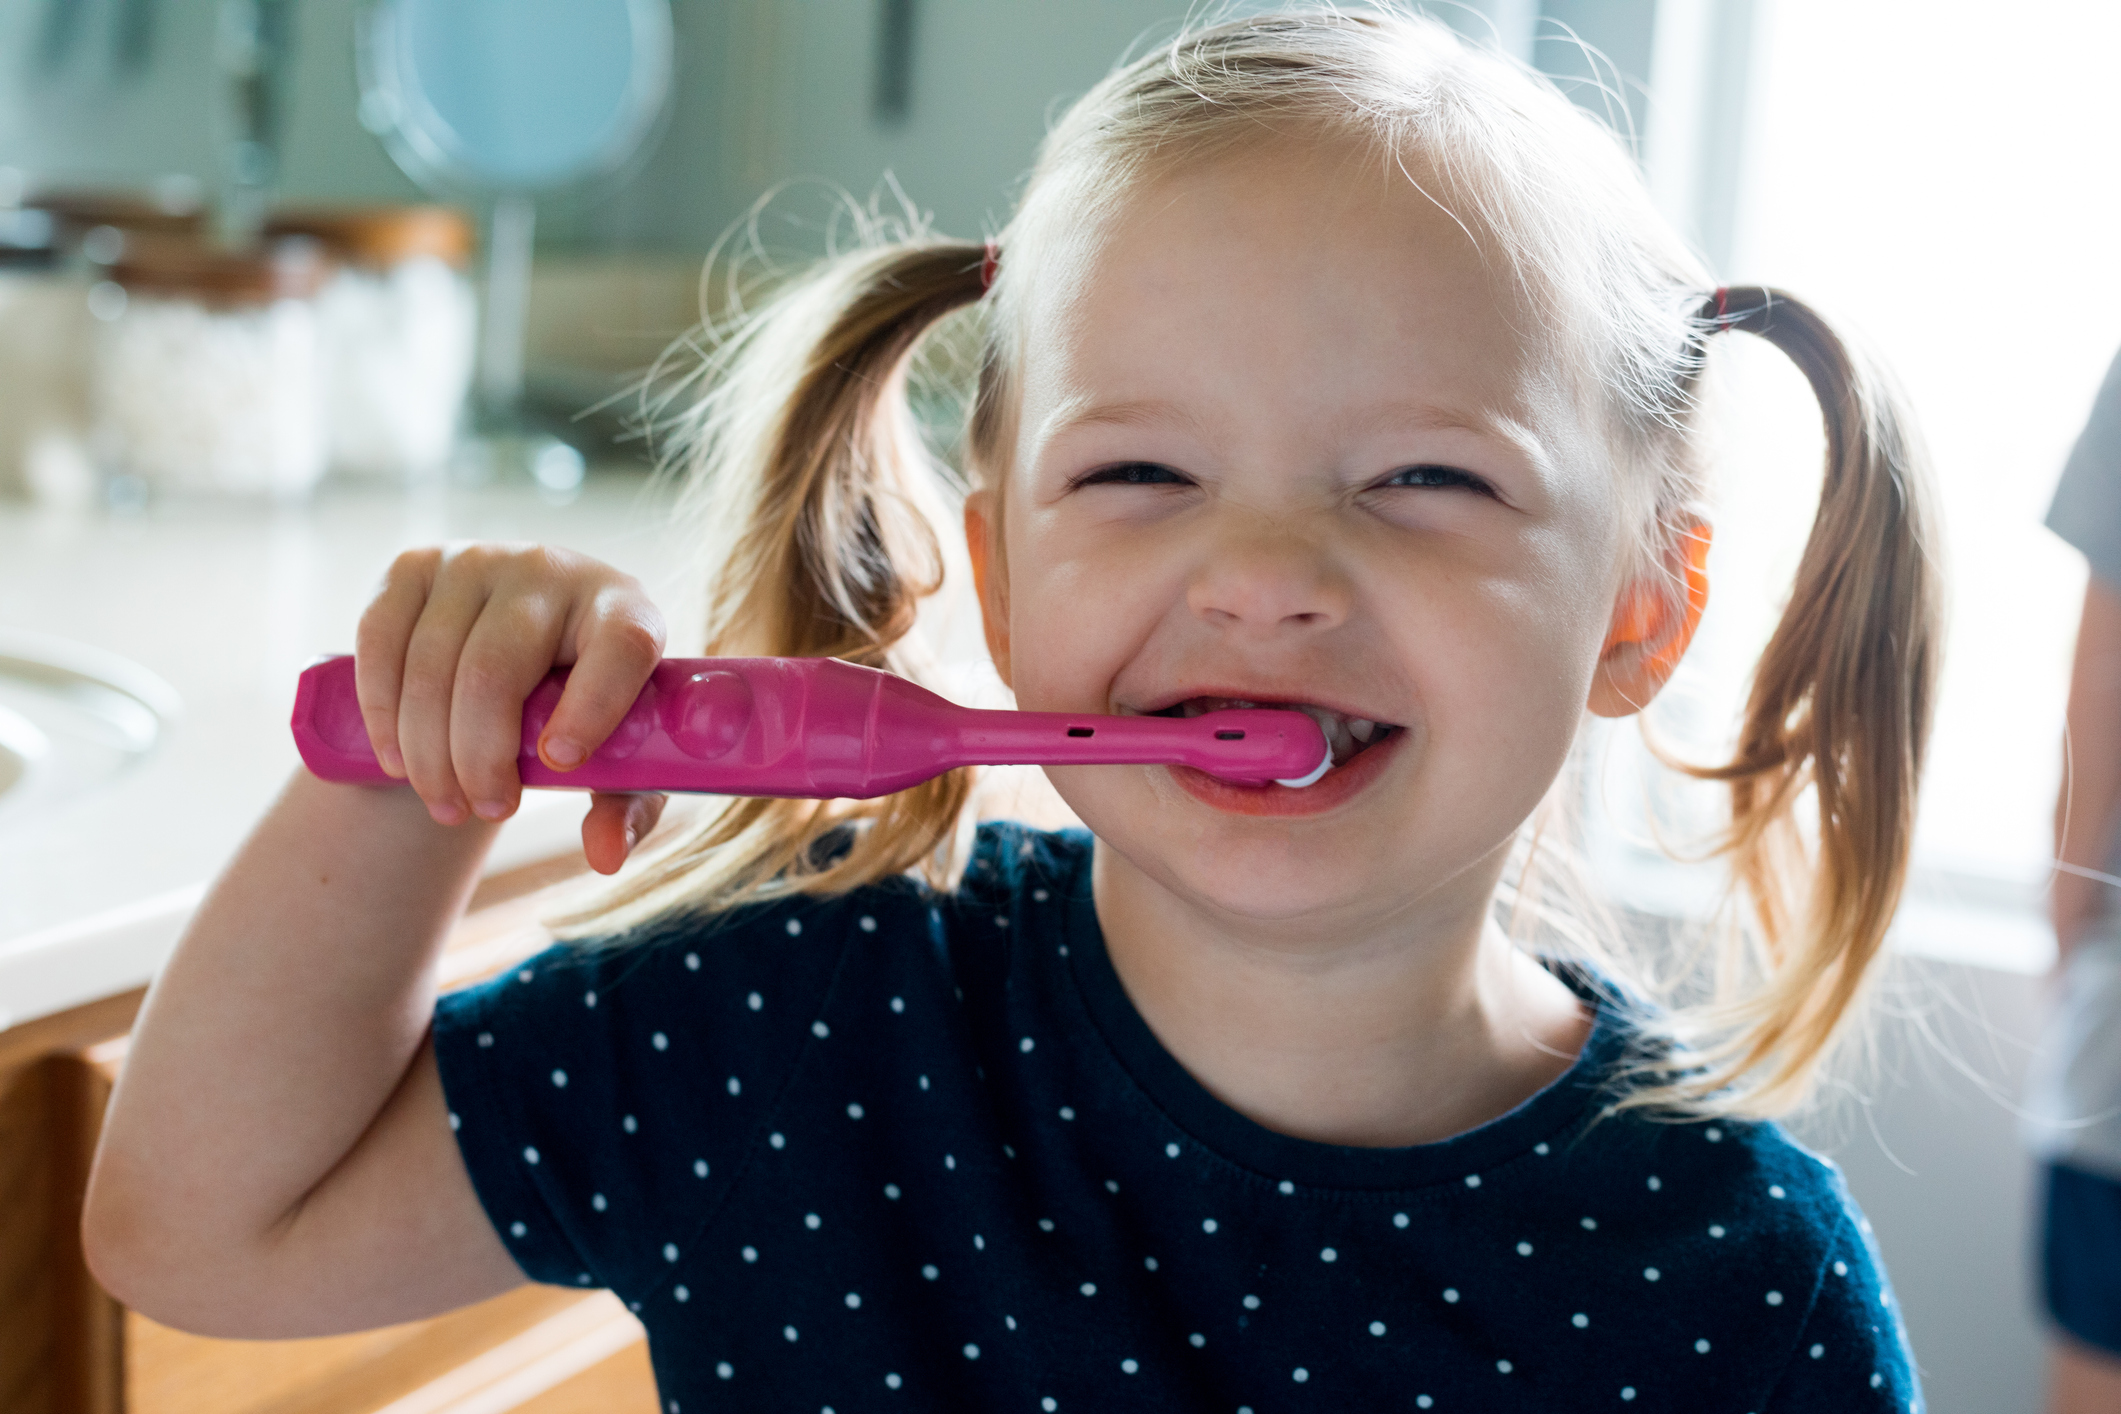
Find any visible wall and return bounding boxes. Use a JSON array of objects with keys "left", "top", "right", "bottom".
[
  {"left": 0, "top": 0, "right": 419, "bottom": 205},
  {"left": 552, "top": 0, "right": 1672, "bottom": 252},
  {"left": 0, "top": 0, "right": 1670, "bottom": 254},
  {"left": 1788, "top": 958, "right": 2049, "bottom": 1414}
]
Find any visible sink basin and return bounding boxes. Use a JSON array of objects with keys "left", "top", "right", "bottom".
[
  {"left": 0, "top": 702, "right": 48, "bottom": 798},
  {"left": 0, "top": 630, "right": 180, "bottom": 827}
]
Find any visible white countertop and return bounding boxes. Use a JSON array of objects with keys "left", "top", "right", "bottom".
[{"left": 0, "top": 471, "right": 694, "bottom": 1030}]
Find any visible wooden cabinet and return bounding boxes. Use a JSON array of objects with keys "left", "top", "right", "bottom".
[
  {"left": 124, "top": 1285, "right": 652, "bottom": 1414},
  {"left": 0, "top": 1042, "right": 124, "bottom": 1414},
  {"left": 0, "top": 859, "right": 659, "bottom": 1414}
]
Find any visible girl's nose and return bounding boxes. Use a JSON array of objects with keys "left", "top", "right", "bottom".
[{"left": 1184, "top": 514, "right": 1352, "bottom": 637}]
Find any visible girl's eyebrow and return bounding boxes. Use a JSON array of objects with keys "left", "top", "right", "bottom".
[
  {"left": 1038, "top": 396, "right": 1213, "bottom": 445},
  {"left": 1342, "top": 399, "right": 1533, "bottom": 449},
  {"left": 1347, "top": 401, "right": 1557, "bottom": 478},
  {"left": 1042, "top": 395, "right": 1548, "bottom": 468}
]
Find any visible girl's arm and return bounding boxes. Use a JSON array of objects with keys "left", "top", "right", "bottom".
[
  {"left": 82, "top": 543, "right": 667, "bottom": 1337},
  {"left": 2055, "top": 574, "right": 2121, "bottom": 957}
]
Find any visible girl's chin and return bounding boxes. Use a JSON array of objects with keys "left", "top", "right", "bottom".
[{"left": 1165, "top": 727, "right": 1403, "bottom": 817}]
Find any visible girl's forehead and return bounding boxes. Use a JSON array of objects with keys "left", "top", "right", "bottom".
[{"left": 1012, "top": 142, "right": 1582, "bottom": 463}]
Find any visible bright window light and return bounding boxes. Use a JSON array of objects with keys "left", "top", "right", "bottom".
[{"left": 1590, "top": 0, "right": 2121, "bottom": 965}]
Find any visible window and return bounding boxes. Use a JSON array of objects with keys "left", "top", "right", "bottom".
[{"left": 1593, "top": 0, "right": 2121, "bottom": 970}]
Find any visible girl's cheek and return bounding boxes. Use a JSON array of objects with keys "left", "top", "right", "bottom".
[
  {"left": 1371, "top": 554, "right": 1597, "bottom": 725},
  {"left": 1057, "top": 615, "right": 1156, "bottom": 711},
  {"left": 1009, "top": 528, "right": 1173, "bottom": 707},
  {"left": 1005, "top": 578, "right": 1119, "bottom": 710}
]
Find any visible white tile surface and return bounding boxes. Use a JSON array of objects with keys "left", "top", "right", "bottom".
[{"left": 0, "top": 472, "right": 691, "bottom": 1025}]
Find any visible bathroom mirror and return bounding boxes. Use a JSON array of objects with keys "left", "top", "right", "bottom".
[
  {"left": 356, "top": 0, "right": 673, "bottom": 486},
  {"left": 356, "top": 0, "right": 673, "bottom": 197}
]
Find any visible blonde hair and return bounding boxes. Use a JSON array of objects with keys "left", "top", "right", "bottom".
[{"left": 561, "top": 9, "right": 1942, "bottom": 1121}]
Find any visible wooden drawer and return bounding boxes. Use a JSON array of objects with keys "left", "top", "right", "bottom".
[
  {"left": 0, "top": 855, "right": 659, "bottom": 1414},
  {"left": 127, "top": 1287, "right": 651, "bottom": 1414}
]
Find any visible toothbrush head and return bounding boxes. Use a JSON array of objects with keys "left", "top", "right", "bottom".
[{"left": 1272, "top": 746, "right": 1335, "bottom": 789}]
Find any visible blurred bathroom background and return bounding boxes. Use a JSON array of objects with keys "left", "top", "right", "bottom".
[{"left": 3, "top": 2, "right": 2119, "bottom": 1410}]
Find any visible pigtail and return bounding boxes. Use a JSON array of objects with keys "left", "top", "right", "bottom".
[
  {"left": 1645, "top": 288, "right": 1944, "bottom": 1114},
  {"left": 557, "top": 238, "right": 991, "bottom": 936}
]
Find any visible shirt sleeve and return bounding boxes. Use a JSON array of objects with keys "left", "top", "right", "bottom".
[
  {"left": 431, "top": 897, "right": 860, "bottom": 1301},
  {"left": 1762, "top": 1207, "right": 1923, "bottom": 1413},
  {"left": 2047, "top": 345, "right": 2121, "bottom": 592}
]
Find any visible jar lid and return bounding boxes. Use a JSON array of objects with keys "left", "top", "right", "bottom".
[
  {"left": 108, "top": 233, "right": 333, "bottom": 304},
  {"left": 30, "top": 185, "right": 206, "bottom": 240},
  {"left": 0, "top": 207, "right": 57, "bottom": 269},
  {"left": 263, "top": 205, "right": 475, "bottom": 269}
]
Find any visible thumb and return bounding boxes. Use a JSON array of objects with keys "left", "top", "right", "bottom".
[{"left": 581, "top": 792, "right": 668, "bottom": 875}]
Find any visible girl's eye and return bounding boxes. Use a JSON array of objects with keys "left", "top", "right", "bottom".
[
  {"left": 1379, "top": 464, "right": 1494, "bottom": 495},
  {"left": 1075, "top": 462, "right": 1191, "bottom": 488}
]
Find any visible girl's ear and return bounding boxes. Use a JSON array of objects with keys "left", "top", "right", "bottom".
[
  {"left": 964, "top": 490, "right": 1012, "bottom": 686},
  {"left": 1587, "top": 523, "right": 1712, "bottom": 719}
]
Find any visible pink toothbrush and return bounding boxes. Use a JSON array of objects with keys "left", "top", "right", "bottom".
[{"left": 292, "top": 656, "right": 1333, "bottom": 798}]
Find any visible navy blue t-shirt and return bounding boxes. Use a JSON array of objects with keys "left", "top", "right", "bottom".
[{"left": 434, "top": 823, "right": 1920, "bottom": 1412}]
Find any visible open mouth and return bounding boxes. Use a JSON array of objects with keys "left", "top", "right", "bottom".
[{"left": 1148, "top": 697, "right": 1401, "bottom": 775}]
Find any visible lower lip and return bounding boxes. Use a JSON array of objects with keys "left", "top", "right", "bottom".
[{"left": 1170, "top": 729, "right": 1402, "bottom": 816}]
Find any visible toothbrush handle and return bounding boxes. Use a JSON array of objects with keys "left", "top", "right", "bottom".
[
  {"left": 935, "top": 709, "right": 1322, "bottom": 779},
  {"left": 292, "top": 655, "right": 1326, "bottom": 797}
]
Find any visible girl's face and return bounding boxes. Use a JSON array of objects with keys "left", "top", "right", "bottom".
[{"left": 972, "top": 140, "right": 1632, "bottom": 937}]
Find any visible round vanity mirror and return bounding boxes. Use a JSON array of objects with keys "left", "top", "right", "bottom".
[
  {"left": 356, "top": 0, "right": 674, "bottom": 486},
  {"left": 358, "top": 0, "right": 673, "bottom": 196}
]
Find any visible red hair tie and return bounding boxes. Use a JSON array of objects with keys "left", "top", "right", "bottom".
[
  {"left": 1714, "top": 286, "right": 1729, "bottom": 323},
  {"left": 980, "top": 241, "right": 1001, "bottom": 294}
]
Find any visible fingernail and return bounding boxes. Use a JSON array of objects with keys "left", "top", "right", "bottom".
[
  {"left": 545, "top": 737, "right": 585, "bottom": 768},
  {"left": 379, "top": 744, "right": 405, "bottom": 777},
  {"left": 473, "top": 799, "right": 511, "bottom": 822},
  {"left": 430, "top": 800, "right": 467, "bottom": 826}
]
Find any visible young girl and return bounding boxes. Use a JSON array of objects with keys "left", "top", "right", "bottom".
[{"left": 85, "top": 11, "right": 1936, "bottom": 1411}]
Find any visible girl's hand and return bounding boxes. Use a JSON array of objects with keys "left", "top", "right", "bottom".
[{"left": 352, "top": 542, "right": 669, "bottom": 874}]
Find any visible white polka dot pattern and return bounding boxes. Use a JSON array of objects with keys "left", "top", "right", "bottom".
[{"left": 431, "top": 825, "right": 1919, "bottom": 1414}]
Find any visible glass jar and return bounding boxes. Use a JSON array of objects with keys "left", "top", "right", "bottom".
[
  {"left": 0, "top": 208, "right": 85, "bottom": 502},
  {"left": 32, "top": 183, "right": 207, "bottom": 250},
  {"left": 2, "top": 186, "right": 210, "bottom": 505},
  {"left": 91, "top": 235, "right": 333, "bottom": 500},
  {"left": 265, "top": 206, "right": 477, "bottom": 482}
]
